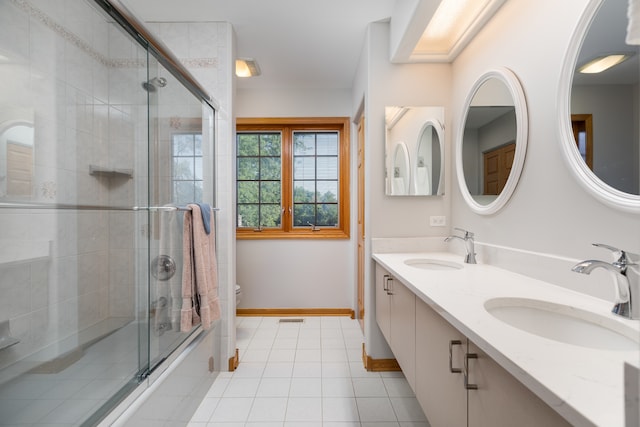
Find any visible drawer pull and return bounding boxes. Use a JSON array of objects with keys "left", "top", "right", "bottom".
[
  {"left": 449, "top": 340, "right": 463, "bottom": 373},
  {"left": 384, "top": 275, "right": 394, "bottom": 295},
  {"left": 464, "top": 352, "right": 478, "bottom": 390}
]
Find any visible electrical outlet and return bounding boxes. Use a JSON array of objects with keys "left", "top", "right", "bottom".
[{"left": 430, "top": 216, "right": 446, "bottom": 227}]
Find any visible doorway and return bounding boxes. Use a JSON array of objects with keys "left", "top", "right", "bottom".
[{"left": 571, "top": 114, "right": 593, "bottom": 169}]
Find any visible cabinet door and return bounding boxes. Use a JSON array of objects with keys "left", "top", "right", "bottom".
[
  {"left": 389, "top": 278, "right": 416, "bottom": 390},
  {"left": 415, "top": 298, "right": 467, "bottom": 427},
  {"left": 467, "top": 341, "right": 571, "bottom": 427},
  {"left": 375, "top": 263, "right": 391, "bottom": 343}
]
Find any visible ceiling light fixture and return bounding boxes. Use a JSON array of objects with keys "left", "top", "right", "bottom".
[
  {"left": 235, "top": 58, "right": 261, "bottom": 78},
  {"left": 578, "top": 54, "right": 632, "bottom": 74},
  {"left": 416, "top": 0, "right": 495, "bottom": 54}
]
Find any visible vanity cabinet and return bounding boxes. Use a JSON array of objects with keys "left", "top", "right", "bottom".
[
  {"left": 375, "top": 264, "right": 416, "bottom": 389},
  {"left": 375, "top": 263, "right": 392, "bottom": 342},
  {"left": 466, "top": 342, "right": 571, "bottom": 427},
  {"left": 412, "top": 296, "right": 570, "bottom": 427},
  {"left": 415, "top": 297, "right": 467, "bottom": 427}
]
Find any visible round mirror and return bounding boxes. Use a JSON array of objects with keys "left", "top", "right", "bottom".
[
  {"left": 456, "top": 68, "right": 528, "bottom": 215},
  {"left": 559, "top": 0, "right": 640, "bottom": 213},
  {"left": 415, "top": 120, "right": 444, "bottom": 195}
]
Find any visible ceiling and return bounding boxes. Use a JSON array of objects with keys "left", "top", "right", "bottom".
[{"left": 121, "top": 0, "right": 396, "bottom": 90}]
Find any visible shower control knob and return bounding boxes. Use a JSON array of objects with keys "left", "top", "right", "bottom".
[{"left": 152, "top": 255, "right": 176, "bottom": 281}]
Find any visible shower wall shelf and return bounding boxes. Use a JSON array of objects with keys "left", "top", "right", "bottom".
[{"left": 89, "top": 165, "right": 133, "bottom": 179}]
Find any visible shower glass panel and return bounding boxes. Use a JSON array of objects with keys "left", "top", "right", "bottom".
[
  {"left": 146, "top": 58, "right": 215, "bottom": 373},
  {"left": 0, "top": 1, "right": 216, "bottom": 426}
]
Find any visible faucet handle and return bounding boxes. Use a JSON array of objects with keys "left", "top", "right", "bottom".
[
  {"left": 592, "top": 243, "right": 637, "bottom": 266},
  {"left": 454, "top": 227, "right": 474, "bottom": 238}
]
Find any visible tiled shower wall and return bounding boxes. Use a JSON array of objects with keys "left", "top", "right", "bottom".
[{"left": 0, "top": 0, "right": 144, "bottom": 374}]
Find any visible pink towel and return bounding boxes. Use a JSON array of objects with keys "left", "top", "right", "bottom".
[{"left": 180, "top": 204, "right": 220, "bottom": 331}]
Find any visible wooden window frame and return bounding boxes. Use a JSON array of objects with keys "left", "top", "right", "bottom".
[{"left": 236, "top": 117, "right": 350, "bottom": 240}]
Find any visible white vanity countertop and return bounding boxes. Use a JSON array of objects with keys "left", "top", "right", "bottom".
[{"left": 372, "top": 251, "right": 640, "bottom": 427}]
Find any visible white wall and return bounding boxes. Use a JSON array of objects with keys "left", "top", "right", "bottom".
[
  {"left": 572, "top": 84, "right": 638, "bottom": 195},
  {"left": 360, "top": 0, "right": 640, "bottom": 359},
  {"left": 449, "top": 0, "right": 639, "bottom": 298},
  {"left": 235, "top": 87, "right": 355, "bottom": 309},
  {"left": 356, "top": 22, "right": 453, "bottom": 358}
]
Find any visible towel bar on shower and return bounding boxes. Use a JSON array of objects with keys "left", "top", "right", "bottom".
[{"left": 133, "top": 206, "right": 221, "bottom": 212}]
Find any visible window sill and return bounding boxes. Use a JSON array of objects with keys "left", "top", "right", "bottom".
[{"left": 236, "top": 229, "right": 350, "bottom": 240}]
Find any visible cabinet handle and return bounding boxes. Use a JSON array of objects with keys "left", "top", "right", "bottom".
[
  {"left": 449, "top": 340, "right": 463, "bottom": 373},
  {"left": 464, "top": 353, "right": 478, "bottom": 390},
  {"left": 383, "top": 274, "right": 390, "bottom": 292},
  {"left": 386, "top": 276, "right": 393, "bottom": 295}
]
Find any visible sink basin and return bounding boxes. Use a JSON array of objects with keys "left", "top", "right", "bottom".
[
  {"left": 404, "top": 258, "right": 463, "bottom": 271},
  {"left": 484, "top": 297, "right": 639, "bottom": 351}
]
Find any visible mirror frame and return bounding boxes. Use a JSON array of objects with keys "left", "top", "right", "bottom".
[
  {"left": 456, "top": 67, "right": 529, "bottom": 215},
  {"left": 414, "top": 119, "right": 445, "bottom": 195},
  {"left": 558, "top": 0, "right": 640, "bottom": 213}
]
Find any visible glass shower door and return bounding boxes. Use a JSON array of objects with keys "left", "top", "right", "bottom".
[{"left": 146, "top": 59, "right": 215, "bottom": 374}]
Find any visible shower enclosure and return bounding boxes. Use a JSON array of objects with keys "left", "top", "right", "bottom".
[{"left": 0, "top": 0, "right": 218, "bottom": 425}]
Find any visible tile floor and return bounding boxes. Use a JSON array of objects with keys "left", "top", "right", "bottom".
[{"left": 187, "top": 316, "right": 430, "bottom": 427}]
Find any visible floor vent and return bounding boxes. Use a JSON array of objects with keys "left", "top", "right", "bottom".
[{"left": 279, "top": 318, "right": 304, "bottom": 323}]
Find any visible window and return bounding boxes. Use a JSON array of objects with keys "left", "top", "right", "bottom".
[
  {"left": 236, "top": 117, "right": 350, "bottom": 239},
  {"left": 172, "top": 132, "right": 203, "bottom": 205}
]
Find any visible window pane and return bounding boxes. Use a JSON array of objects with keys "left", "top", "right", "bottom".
[
  {"left": 260, "top": 181, "right": 281, "bottom": 203},
  {"left": 294, "top": 133, "right": 315, "bottom": 155},
  {"left": 317, "top": 204, "right": 338, "bottom": 226},
  {"left": 238, "top": 158, "right": 259, "bottom": 180},
  {"left": 260, "top": 134, "right": 281, "bottom": 156},
  {"left": 317, "top": 157, "right": 337, "bottom": 180},
  {"left": 238, "top": 204, "right": 258, "bottom": 227},
  {"left": 174, "top": 158, "right": 194, "bottom": 180},
  {"left": 317, "top": 181, "right": 338, "bottom": 202},
  {"left": 194, "top": 157, "right": 203, "bottom": 180},
  {"left": 293, "top": 204, "right": 315, "bottom": 226},
  {"left": 261, "top": 157, "right": 281, "bottom": 180},
  {"left": 174, "top": 181, "right": 194, "bottom": 205},
  {"left": 194, "top": 180, "right": 203, "bottom": 202},
  {"left": 317, "top": 133, "right": 338, "bottom": 155},
  {"left": 238, "top": 181, "right": 259, "bottom": 203},
  {"left": 194, "top": 134, "right": 202, "bottom": 155},
  {"left": 173, "top": 134, "right": 194, "bottom": 156},
  {"left": 294, "top": 157, "right": 315, "bottom": 180},
  {"left": 238, "top": 134, "right": 259, "bottom": 156},
  {"left": 261, "top": 204, "right": 282, "bottom": 227},
  {"left": 294, "top": 181, "right": 316, "bottom": 203}
]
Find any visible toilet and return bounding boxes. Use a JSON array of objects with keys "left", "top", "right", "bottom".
[{"left": 235, "top": 284, "right": 242, "bottom": 307}]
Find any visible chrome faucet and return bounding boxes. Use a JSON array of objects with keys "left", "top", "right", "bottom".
[
  {"left": 445, "top": 227, "right": 477, "bottom": 264},
  {"left": 572, "top": 243, "right": 640, "bottom": 320}
]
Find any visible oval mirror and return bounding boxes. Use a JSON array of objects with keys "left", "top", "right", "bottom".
[
  {"left": 558, "top": 0, "right": 640, "bottom": 213},
  {"left": 385, "top": 106, "right": 445, "bottom": 196},
  {"left": 414, "top": 120, "right": 444, "bottom": 195},
  {"left": 456, "top": 68, "right": 528, "bottom": 215},
  {"left": 391, "top": 141, "right": 410, "bottom": 195}
]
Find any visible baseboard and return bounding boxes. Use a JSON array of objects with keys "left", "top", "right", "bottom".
[
  {"left": 228, "top": 348, "right": 239, "bottom": 371},
  {"left": 236, "top": 308, "right": 355, "bottom": 318},
  {"left": 362, "top": 343, "right": 401, "bottom": 372}
]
